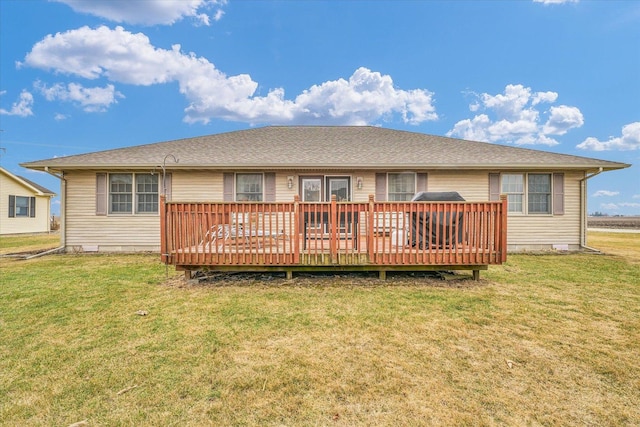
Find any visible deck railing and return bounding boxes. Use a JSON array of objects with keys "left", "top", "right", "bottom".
[{"left": 161, "top": 195, "right": 507, "bottom": 269}]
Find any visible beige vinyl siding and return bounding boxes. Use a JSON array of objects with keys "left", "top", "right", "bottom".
[
  {"left": 505, "top": 171, "right": 582, "bottom": 250},
  {"left": 171, "top": 171, "right": 222, "bottom": 201},
  {"left": 384, "top": 170, "right": 583, "bottom": 251},
  {"left": 425, "top": 170, "right": 489, "bottom": 201},
  {"left": 275, "top": 172, "right": 298, "bottom": 202},
  {"left": 65, "top": 171, "right": 160, "bottom": 252},
  {"left": 0, "top": 173, "right": 52, "bottom": 235},
  {"left": 63, "top": 169, "right": 584, "bottom": 253}
]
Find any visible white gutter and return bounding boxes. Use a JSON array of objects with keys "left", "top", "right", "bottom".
[
  {"left": 44, "top": 167, "right": 66, "bottom": 250},
  {"left": 579, "top": 167, "right": 603, "bottom": 250}
]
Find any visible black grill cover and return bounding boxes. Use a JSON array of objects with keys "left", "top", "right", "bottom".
[
  {"left": 409, "top": 192, "right": 465, "bottom": 248},
  {"left": 411, "top": 191, "right": 465, "bottom": 202}
]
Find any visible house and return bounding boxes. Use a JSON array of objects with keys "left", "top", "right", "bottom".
[
  {"left": 0, "top": 166, "right": 56, "bottom": 235},
  {"left": 20, "top": 126, "right": 629, "bottom": 277}
]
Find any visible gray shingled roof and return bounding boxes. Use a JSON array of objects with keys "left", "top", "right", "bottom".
[
  {"left": 21, "top": 126, "right": 629, "bottom": 172},
  {"left": 17, "top": 175, "right": 56, "bottom": 195}
]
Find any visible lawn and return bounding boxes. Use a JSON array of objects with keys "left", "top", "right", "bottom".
[
  {"left": 0, "top": 231, "right": 638, "bottom": 426},
  {"left": 0, "top": 233, "right": 60, "bottom": 255}
]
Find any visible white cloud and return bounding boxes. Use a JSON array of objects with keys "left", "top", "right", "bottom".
[
  {"left": 0, "top": 90, "right": 34, "bottom": 117},
  {"left": 54, "top": 0, "right": 226, "bottom": 26},
  {"left": 35, "top": 81, "right": 124, "bottom": 112},
  {"left": 577, "top": 122, "right": 640, "bottom": 151},
  {"left": 592, "top": 190, "right": 620, "bottom": 197},
  {"left": 54, "top": 113, "right": 69, "bottom": 121},
  {"left": 600, "top": 203, "right": 619, "bottom": 210},
  {"left": 633, "top": 195, "right": 640, "bottom": 199},
  {"left": 22, "top": 26, "right": 437, "bottom": 126},
  {"left": 599, "top": 202, "right": 640, "bottom": 211},
  {"left": 543, "top": 105, "right": 584, "bottom": 135},
  {"left": 447, "top": 84, "right": 583, "bottom": 145}
]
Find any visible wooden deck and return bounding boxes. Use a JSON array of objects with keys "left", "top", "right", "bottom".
[{"left": 161, "top": 195, "right": 507, "bottom": 279}]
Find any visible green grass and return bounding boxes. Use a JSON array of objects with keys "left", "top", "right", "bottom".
[
  {"left": 0, "top": 233, "right": 61, "bottom": 255},
  {"left": 0, "top": 232, "right": 638, "bottom": 426}
]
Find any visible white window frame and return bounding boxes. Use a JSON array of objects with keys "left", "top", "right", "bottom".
[
  {"left": 236, "top": 173, "right": 264, "bottom": 201},
  {"left": 527, "top": 173, "right": 552, "bottom": 214},
  {"left": 108, "top": 173, "right": 159, "bottom": 215},
  {"left": 387, "top": 172, "right": 416, "bottom": 201},
  {"left": 501, "top": 173, "right": 553, "bottom": 215},
  {"left": 15, "top": 196, "right": 31, "bottom": 217}
]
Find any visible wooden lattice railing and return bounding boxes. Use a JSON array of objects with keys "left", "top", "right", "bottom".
[{"left": 160, "top": 195, "right": 507, "bottom": 269}]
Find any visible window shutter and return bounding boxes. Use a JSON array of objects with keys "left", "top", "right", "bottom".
[
  {"left": 489, "top": 173, "right": 500, "bottom": 201},
  {"left": 9, "top": 195, "right": 15, "bottom": 218},
  {"left": 29, "top": 197, "right": 36, "bottom": 217},
  {"left": 264, "top": 173, "right": 276, "bottom": 202},
  {"left": 163, "top": 173, "right": 172, "bottom": 201},
  {"left": 96, "top": 174, "right": 107, "bottom": 215},
  {"left": 375, "top": 173, "right": 387, "bottom": 201},
  {"left": 553, "top": 173, "right": 564, "bottom": 215},
  {"left": 223, "top": 173, "right": 234, "bottom": 201},
  {"left": 416, "top": 173, "right": 428, "bottom": 193}
]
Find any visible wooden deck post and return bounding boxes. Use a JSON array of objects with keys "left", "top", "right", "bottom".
[
  {"left": 500, "top": 194, "right": 508, "bottom": 262},
  {"left": 293, "top": 195, "right": 300, "bottom": 264},
  {"left": 330, "top": 195, "right": 337, "bottom": 264},
  {"left": 368, "top": 194, "right": 375, "bottom": 263}
]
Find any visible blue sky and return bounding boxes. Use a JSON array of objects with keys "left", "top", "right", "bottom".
[{"left": 1, "top": 0, "right": 638, "bottom": 216}]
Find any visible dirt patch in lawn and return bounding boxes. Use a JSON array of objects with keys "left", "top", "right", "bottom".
[{"left": 165, "top": 270, "right": 485, "bottom": 289}]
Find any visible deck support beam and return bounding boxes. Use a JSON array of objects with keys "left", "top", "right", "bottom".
[{"left": 473, "top": 269, "right": 480, "bottom": 281}]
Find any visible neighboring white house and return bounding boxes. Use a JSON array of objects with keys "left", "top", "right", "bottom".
[
  {"left": 20, "top": 126, "right": 630, "bottom": 252},
  {"left": 0, "top": 166, "right": 56, "bottom": 235}
]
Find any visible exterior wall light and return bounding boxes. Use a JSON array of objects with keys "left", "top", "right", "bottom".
[
  {"left": 287, "top": 176, "right": 294, "bottom": 189},
  {"left": 357, "top": 176, "right": 363, "bottom": 190}
]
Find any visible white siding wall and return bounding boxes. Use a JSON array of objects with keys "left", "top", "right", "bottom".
[
  {"left": 63, "top": 169, "right": 585, "bottom": 252},
  {"left": 504, "top": 171, "right": 583, "bottom": 251},
  {"left": 427, "top": 170, "right": 583, "bottom": 250},
  {"left": 172, "top": 171, "right": 221, "bottom": 201},
  {"left": 0, "top": 173, "right": 52, "bottom": 235},
  {"left": 426, "top": 170, "right": 490, "bottom": 201},
  {"left": 65, "top": 171, "right": 160, "bottom": 252}
]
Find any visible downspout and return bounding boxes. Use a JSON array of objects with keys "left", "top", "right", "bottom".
[
  {"left": 579, "top": 167, "right": 603, "bottom": 250},
  {"left": 44, "top": 167, "right": 66, "bottom": 252}
]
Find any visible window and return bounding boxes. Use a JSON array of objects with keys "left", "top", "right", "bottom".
[
  {"left": 108, "top": 173, "right": 158, "bottom": 214},
  {"left": 8, "top": 195, "right": 35, "bottom": 218},
  {"left": 136, "top": 174, "right": 159, "bottom": 213},
  {"left": 109, "top": 174, "right": 133, "bottom": 214},
  {"left": 528, "top": 174, "right": 551, "bottom": 214},
  {"left": 501, "top": 174, "right": 524, "bottom": 213},
  {"left": 388, "top": 173, "right": 415, "bottom": 201},
  {"left": 236, "top": 173, "right": 263, "bottom": 201},
  {"left": 500, "top": 173, "right": 553, "bottom": 215}
]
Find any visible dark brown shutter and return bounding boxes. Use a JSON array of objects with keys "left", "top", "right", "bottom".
[
  {"left": 29, "top": 197, "right": 36, "bottom": 217},
  {"left": 416, "top": 173, "right": 428, "bottom": 193},
  {"left": 264, "top": 173, "right": 276, "bottom": 202},
  {"left": 489, "top": 173, "right": 500, "bottom": 201},
  {"left": 223, "top": 173, "right": 234, "bottom": 201},
  {"left": 8, "top": 195, "right": 15, "bottom": 218},
  {"left": 375, "top": 173, "right": 386, "bottom": 201},
  {"left": 96, "top": 173, "right": 107, "bottom": 215},
  {"left": 553, "top": 173, "right": 564, "bottom": 215}
]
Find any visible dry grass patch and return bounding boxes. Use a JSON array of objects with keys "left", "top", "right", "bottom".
[
  {"left": 587, "top": 230, "right": 640, "bottom": 263},
  {"left": 0, "top": 233, "right": 61, "bottom": 255},
  {"left": 1, "top": 233, "right": 639, "bottom": 425}
]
